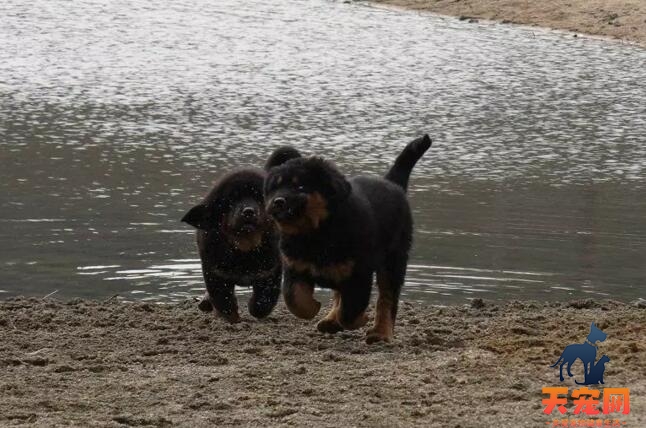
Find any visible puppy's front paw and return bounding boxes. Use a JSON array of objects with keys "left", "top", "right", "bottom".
[
  {"left": 217, "top": 310, "right": 241, "bottom": 324},
  {"left": 317, "top": 318, "right": 344, "bottom": 334},
  {"left": 339, "top": 312, "right": 368, "bottom": 330},
  {"left": 197, "top": 297, "right": 213, "bottom": 312},
  {"left": 284, "top": 282, "right": 321, "bottom": 319},
  {"left": 289, "top": 299, "right": 321, "bottom": 320}
]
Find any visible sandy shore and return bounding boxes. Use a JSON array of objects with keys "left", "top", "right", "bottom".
[
  {"left": 1, "top": 297, "right": 644, "bottom": 427},
  {"left": 371, "top": 0, "right": 646, "bottom": 46}
]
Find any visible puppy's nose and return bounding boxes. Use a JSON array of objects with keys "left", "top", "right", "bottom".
[
  {"left": 242, "top": 207, "right": 256, "bottom": 218},
  {"left": 271, "top": 197, "right": 286, "bottom": 210}
]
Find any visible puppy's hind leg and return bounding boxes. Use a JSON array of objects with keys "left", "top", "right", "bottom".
[{"left": 367, "top": 254, "right": 406, "bottom": 344}]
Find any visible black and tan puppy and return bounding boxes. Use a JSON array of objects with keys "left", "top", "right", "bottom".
[
  {"left": 264, "top": 135, "right": 431, "bottom": 343},
  {"left": 182, "top": 148, "right": 301, "bottom": 322}
]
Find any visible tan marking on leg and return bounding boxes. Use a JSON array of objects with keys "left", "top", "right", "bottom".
[
  {"left": 341, "top": 310, "right": 368, "bottom": 330},
  {"left": 366, "top": 274, "right": 395, "bottom": 343},
  {"left": 316, "top": 291, "right": 344, "bottom": 333},
  {"left": 284, "top": 282, "right": 320, "bottom": 319},
  {"left": 325, "top": 291, "right": 341, "bottom": 321}
]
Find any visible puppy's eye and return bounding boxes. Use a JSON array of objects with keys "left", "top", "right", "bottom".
[{"left": 296, "top": 185, "right": 306, "bottom": 192}]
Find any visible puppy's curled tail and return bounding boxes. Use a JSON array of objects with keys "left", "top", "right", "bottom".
[
  {"left": 265, "top": 146, "right": 302, "bottom": 170},
  {"left": 549, "top": 356, "right": 563, "bottom": 368},
  {"left": 385, "top": 134, "right": 432, "bottom": 192}
]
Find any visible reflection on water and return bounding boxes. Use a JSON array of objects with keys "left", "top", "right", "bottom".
[{"left": 1, "top": 0, "right": 645, "bottom": 304}]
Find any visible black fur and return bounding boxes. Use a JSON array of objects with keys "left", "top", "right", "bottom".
[
  {"left": 264, "top": 135, "right": 431, "bottom": 343},
  {"left": 265, "top": 146, "right": 302, "bottom": 170},
  {"left": 181, "top": 168, "right": 281, "bottom": 322},
  {"left": 385, "top": 134, "right": 432, "bottom": 191},
  {"left": 182, "top": 147, "right": 302, "bottom": 321}
]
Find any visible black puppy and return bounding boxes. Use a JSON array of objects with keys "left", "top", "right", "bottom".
[
  {"left": 264, "top": 135, "right": 431, "bottom": 343},
  {"left": 182, "top": 147, "right": 301, "bottom": 322}
]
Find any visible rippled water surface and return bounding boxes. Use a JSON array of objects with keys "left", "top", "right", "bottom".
[{"left": 1, "top": 0, "right": 645, "bottom": 304}]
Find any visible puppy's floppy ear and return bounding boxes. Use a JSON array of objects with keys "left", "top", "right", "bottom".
[
  {"left": 265, "top": 146, "right": 302, "bottom": 170},
  {"left": 181, "top": 203, "right": 213, "bottom": 230},
  {"left": 307, "top": 157, "right": 351, "bottom": 201},
  {"left": 327, "top": 169, "right": 351, "bottom": 201}
]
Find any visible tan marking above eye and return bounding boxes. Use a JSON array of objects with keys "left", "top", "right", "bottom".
[
  {"left": 292, "top": 176, "right": 299, "bottom": 184},
  {"left": 276, "top": 176, "right": 283, "bottom": 185}
]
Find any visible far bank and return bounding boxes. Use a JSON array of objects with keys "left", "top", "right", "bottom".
[{"left": 371, "top": 0, "right": 646, "bottom": 47}]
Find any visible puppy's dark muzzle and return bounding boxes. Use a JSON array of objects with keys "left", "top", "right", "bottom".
[
  {"left": 267, "top": 195, "right": 305, "bottom": 222},
  {"left": 242, "top": 206, "right": 257, "bottom": 219},
  {"left": 271, "top": 197, "right": 286, "bottom": 210},
  {"left": 267, "top": 197, "right": 287, "bottom": 218},
  {"left": 234, "top": 207, "right": 262, "bottom": 234}
]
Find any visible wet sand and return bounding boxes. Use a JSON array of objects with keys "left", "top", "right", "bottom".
[
  {"left": 1, "top": 297, "right": 645, "bottom": 427},
  {"left": 371, "top": 0, "right": 646, "bottom": 46}
]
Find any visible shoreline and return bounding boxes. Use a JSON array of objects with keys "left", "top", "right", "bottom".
[
  {"left": 1, "top": 297, "right": 644, "bottom": 426},
  {"left": 369, "top": 0, "right": 646, "bottom": 47}
]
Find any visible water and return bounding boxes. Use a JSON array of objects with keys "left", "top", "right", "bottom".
[{"left": 1, "top": 0, "right": 645, "bottom": 305}]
